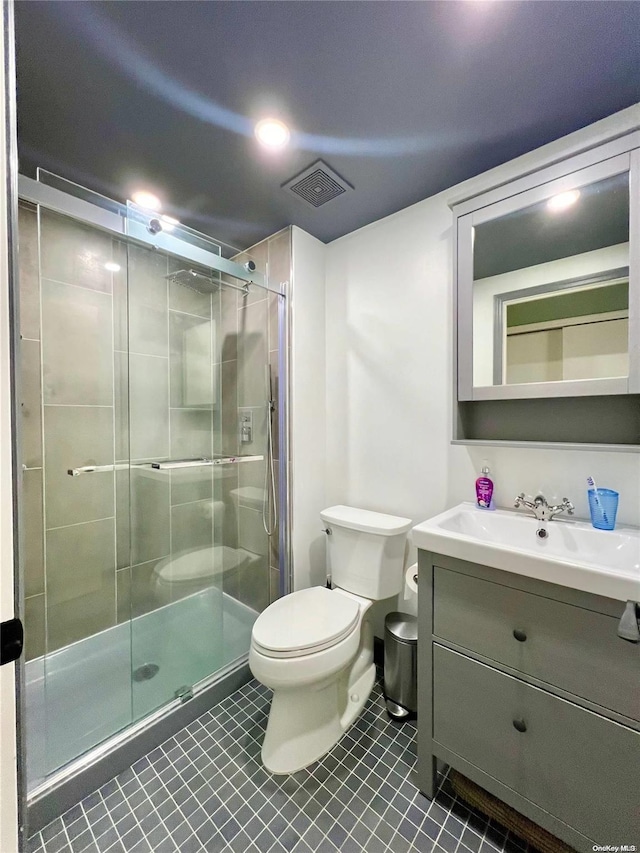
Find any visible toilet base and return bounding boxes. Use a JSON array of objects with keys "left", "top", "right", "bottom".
[{"left": 262, "top": 664, "right": 376, "bottom": 775}]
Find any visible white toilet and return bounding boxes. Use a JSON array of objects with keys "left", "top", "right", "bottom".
[{"left": 249, "top": 505, "right": 412, "bottom": 774}]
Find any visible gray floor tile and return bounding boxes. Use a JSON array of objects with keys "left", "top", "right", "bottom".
[{"left": 32, "top": 679, "right": 528, "bottom": 853}]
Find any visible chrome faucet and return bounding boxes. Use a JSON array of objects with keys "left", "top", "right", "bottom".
[{"left": 514, "top": 493, "right": 575, "bottom": 523}]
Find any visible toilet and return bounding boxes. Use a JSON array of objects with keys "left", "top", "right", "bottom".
[{"left": 249, "top": 505, "right": 412, "bottom": 774}]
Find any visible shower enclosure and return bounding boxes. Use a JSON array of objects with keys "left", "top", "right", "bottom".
[{"left": 16, "top": 173, "right": 289, "bottom": 820}]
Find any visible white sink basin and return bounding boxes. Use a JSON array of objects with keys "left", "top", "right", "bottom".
[{"left": 411, "top": 502, "right": 640, "bottom": 602}]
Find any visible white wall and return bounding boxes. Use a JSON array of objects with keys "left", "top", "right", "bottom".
[
  {"left": 323, "top": 106, "right": 640, "bottom": 629},
  {"left": 290, "top": 227, "right": 328, "bottom": 590},
  {"left": 473, "top": 243, "right": 629, "bottom": 386},
  {"left": 325, "top": 193, "right": 453, "bottom": 530}
]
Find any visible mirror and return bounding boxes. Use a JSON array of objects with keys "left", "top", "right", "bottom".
[{"left": 472, "top": 171, "right": 629, "bottom": 388}]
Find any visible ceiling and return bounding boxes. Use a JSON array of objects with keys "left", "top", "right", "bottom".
[{"left": 14, "top": 1, "right": 640, "bottom": 251}]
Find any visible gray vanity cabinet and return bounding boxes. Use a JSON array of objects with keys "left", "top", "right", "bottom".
[
  {"left": 417, "top": 552, "right": 640, "bottom": 852},
  {"left": 433, "top": 567, "right": 640, "bottom": 720}
]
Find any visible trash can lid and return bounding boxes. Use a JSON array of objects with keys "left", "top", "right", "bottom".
[{"left": 385, "top": 612, "right": 418, "bottom": 643}]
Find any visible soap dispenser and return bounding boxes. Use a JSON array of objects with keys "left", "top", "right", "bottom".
[{"left": 475, "top": 464, "right": 495, "bottom": 510}]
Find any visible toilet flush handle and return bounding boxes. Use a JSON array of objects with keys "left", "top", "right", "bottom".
[{"left": 321, "top": 527, "right": 332, "bottom": 535}]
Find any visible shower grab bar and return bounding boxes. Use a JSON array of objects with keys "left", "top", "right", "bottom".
[{"left": 67, "top": 456, "right": 264, "bottom": 476}]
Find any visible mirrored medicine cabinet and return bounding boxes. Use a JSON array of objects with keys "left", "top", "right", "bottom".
[{"left": 452, "top": 129, "right": 640, "bottom": 449}]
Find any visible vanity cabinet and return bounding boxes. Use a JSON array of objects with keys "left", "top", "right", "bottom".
[
  {"left": 433, "top": 567, "right": 640, "bottom": 720},
  {"left": 417, "top": 551, "right": 640, "bottom": 852}
]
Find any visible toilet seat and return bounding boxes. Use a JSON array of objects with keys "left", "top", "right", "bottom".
[{"left": 252, "top": 587, "right": 360, "bottom": 659}]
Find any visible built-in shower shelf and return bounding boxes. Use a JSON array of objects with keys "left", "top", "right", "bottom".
[
  {"left": 150, "top": 456, "right": 264, "bottom": 469},
  {"left": 67, "top": 456, "right": 264, "bottom": 476}
]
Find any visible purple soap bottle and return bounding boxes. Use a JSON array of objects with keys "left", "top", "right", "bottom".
[{"left": 476, "top": 465, "right": 495, "bottom": 510}]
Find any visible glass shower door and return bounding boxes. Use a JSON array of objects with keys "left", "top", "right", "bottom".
[
  {"left": 22, "top": 205, "right": 134, "bottom": 787},
  {"left": 123, "top": 213, "right": 272, "bottom": 721},
  {"left": 20, "top": 176, "right": 286, "bottom": 794}
]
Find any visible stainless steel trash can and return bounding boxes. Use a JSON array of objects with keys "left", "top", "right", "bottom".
[{"left": 384, "top": 611, "right": 418, "bottom": 720}]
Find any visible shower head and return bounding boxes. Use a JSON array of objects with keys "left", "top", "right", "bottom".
[
  {"left": 165, "top": 267, "right": 251, "bottom": 296},
  {"left": 164, "top": 268, "right": 220, "bottom": 294}
]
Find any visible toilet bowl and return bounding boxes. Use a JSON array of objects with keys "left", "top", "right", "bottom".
[
  {"left": 249, "top": 505, "right": 412, "bottom": 774},
  {"left": 249, "top": 586, "right": 376, "bottom": 774}
]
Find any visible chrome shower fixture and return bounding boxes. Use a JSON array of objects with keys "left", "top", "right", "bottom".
[
  {"left": 164, "top": 268, "right": 250, "bottom": 295},
  {"left": 262, "top": 364, "right": 278, "bottom": 537}
]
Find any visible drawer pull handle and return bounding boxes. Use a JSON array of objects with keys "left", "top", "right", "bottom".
[
  {"left": 513, "top": 629, "right": 527, "bottom": 642},
  {"left": 513, "top": 719, "right": 527, "bottom": 733}
]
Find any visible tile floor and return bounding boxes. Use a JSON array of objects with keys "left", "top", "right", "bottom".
[{"left": 28, "top": 678, "right": 531, "bottom": 853}]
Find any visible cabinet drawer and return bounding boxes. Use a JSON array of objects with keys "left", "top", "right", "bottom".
[
  {"left": 433, "top": 645, "right": 640, "bottom": 843},
  {"left": 433, "top": 567, "right": 640, "bottom": 721}
]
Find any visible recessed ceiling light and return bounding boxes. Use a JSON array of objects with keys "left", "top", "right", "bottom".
[
  {"left": 547, "top": 190, "right": 580, "bottom": 212},
  {"left": 255, "top": 118, "right": 290, "bottom": 150},
  {"left": 132, "top": 190, "right": 162, "bottom": 211},
  {"left": 161, "top": 214, "right": 180, "bottom": 232},
  {"left": 104, "top": 261, "right": 121, "bottom": 273}
]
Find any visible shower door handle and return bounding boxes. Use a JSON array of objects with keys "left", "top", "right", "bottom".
[
  {"left": 67, "top": 463, "right": 130, "bottom": 476},
  {"left": 68, "top": 457, "right": 265, "bottom": 475},
  {"left": 1, "top": 618, "right": 23, "bottom": 666}
]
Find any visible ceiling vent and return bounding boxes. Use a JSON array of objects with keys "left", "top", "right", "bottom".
[{"left": 282, "top": 160, "right": 353, "bottom": 208}]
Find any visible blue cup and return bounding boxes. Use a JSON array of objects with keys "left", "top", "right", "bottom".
[{"left": 588, "top": 488, "right": 619, "bottom": 531}]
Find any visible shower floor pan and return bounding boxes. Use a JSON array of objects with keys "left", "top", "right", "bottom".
[{"left": 26, "top": 587, "right": 257, "bottom": 793}]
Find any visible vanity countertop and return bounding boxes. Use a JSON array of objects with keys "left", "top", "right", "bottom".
[{"left": 411, "top": 502, "right": 640, "bottom": 602}]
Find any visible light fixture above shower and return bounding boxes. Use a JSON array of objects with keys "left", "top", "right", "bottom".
[
  {"left": 131, "top": 189, "right": 162, "bottom": 211},
  {"left": 255, "top": 118, "right": 290, "bottom": 150},
  {"left": 130, "top": 190, "right": 181, "bottom": 231}
]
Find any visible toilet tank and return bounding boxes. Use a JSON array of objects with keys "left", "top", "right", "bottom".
[{"left": 320, "top": 506, "right": 412, "bottom": 600}]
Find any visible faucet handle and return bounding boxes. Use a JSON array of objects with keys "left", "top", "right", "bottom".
[
  {"left": 514, "top": 492, "right": 535, "bottom": 509},
  {"left": 515, "top": 493, "right": 541, "bottom": 512},
  {"left": 563, "top": 498, "right": 575, "bottom": 515}
]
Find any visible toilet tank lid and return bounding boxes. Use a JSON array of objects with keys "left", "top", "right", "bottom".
[{"left": 320, "top": 505, "right": 412, "bottom": 536}]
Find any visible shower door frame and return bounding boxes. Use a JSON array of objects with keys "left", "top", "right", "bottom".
[
  {"left": 17, "top": 176, "right": 268, "bottom": 288},
  {"left": 2, "top": 1, "right": 24, "bottom": 850},
  {"left": 15, "top": 174, "right": 291, "bottom": 832}
]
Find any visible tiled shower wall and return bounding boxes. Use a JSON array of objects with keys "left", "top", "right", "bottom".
[
  {"left": 18, "top": 203, "right": 290, "bottom": 661},
  {"left": 228, "top": 227, "right": 291, "bottom": 611}
]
